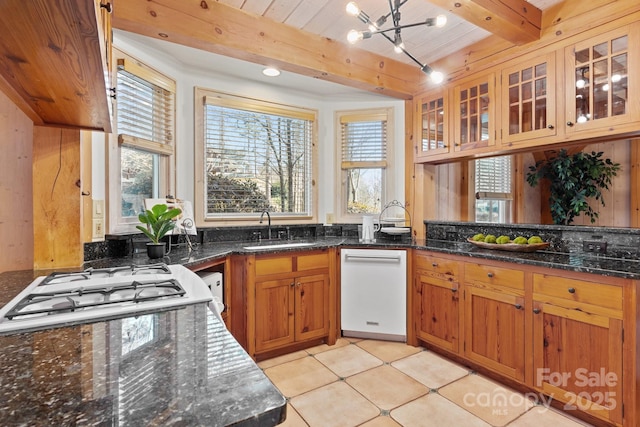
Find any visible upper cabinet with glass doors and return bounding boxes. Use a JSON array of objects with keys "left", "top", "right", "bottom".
[
  {"left": 501, "top": 53, "right": 557, "bottom": 146},
  {"left": 453, "top": 74, "right": 496, "bottom": 152},
  {"left": 414, "top": 88, "right": 449, "bottom": 160},
  {"left": 564, "top": 24, "right": 640, "bottom": 135}
]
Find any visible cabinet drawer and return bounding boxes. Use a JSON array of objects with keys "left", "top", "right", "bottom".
[
  {"left": 297, "top": 252, "right": 329, "bottom": 271},
  {"left": 255, "top": 256, "right": 293, "bottom": 276},
  {"left": 414, "top": 254, "right": 458, "bottom": 280},
  {"left": 464, "top": 263, "right": 524, "bottom": 291},
  {"left": 533, "top": 274, "right": 623, "bottom": 312}
]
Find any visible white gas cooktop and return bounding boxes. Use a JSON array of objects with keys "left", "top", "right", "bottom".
[{"left": 0, "top": 264, "right": 212, "bottom": 334}]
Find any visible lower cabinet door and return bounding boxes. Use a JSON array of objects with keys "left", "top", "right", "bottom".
[
  {"left": 255, "top": 278, "right": 295, "bottom": 353},
  {"left": 532, "top": 301, "right": 623, "bottom": 425},
  {"left": 295, "top": 273, "right": 330, "bottom": 342},
  {"left": 465, "top": 286, "right": 525, "bottom": 381},
  {"left": 415, "top": 274, "right": 459, "bottom": 352}
]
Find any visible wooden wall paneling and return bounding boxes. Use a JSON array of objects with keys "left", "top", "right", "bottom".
[
  {"left": 0, "top": 90, "right": 33, "bottom": 273},
  {"left": 632, "top": 139, "right": 640, "bottom": 227},
  {"left": 32, "top": 127, "right": 83, "bottom": 269},
  {"left": 81, "top": 131, "right": 93, "bottom": 243},
  {"left": 404, "top": 99, "right": 418, "bottom": 239}
]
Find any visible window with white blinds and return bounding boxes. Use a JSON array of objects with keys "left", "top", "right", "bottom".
[
  {"left": 338, "top": 109, "right": 392, "bottom": 217},
  {"left": 116, "top": 59, "right": 175, "bottom": 155},
  {"left": 111, "top": 51, "right": 176, "bottom": 226},
  {"left": 475, "top": 156, "right": 513, "bottom": 223},
  {"left": 201, "top": 93, "right": 315, "bottom": 218}
]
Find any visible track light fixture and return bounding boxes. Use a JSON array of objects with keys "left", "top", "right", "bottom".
[{"left": 346, "top": 1, "right": 446, "bottom": 84}]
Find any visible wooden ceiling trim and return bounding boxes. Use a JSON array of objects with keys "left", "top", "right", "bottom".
[
  {"left": 425, "top": 0, "right": 542, "bottom": 45},
  {"left": 417, "top": 0, "right": 640, "bottom": 92},
  {"left": 112, "top": 0, "right": 425, "bottom": 99}
]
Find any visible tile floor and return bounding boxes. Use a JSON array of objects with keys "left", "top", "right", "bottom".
[{"left": 259, "top": 338, "right": 595, "bottom": 427}]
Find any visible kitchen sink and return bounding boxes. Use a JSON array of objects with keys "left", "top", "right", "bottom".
[{"left": 242, "top": 242, "right": 316, "bottom": 250}]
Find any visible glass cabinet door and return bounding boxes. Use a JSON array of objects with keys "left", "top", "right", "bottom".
[
  {"left": 565, "top": 26, "right": 635, "bottom": 133},
  {"left": 414, "top": 89, "right": 449, "bottom": 159},
  {"left": 454, "top": 75, "right": 495, "bottom": 152},
  {"left": 501, "top": 53, "right": 556, "bottom": 145}
]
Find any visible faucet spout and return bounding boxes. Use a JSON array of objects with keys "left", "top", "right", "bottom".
[{"left": 259, "top": 210, "right": 272, "bottom": 240}]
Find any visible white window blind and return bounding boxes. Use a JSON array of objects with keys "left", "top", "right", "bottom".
[
  {"left": 203, "top": 99, "right": 313, "bottom": 216},
  {"left": 117, "top": 59, "right": 175, "bottom": 156},
  {"left": 340, "top": 113, "right": 388, "bottom": 169},
  {"left": 475, "top": 156, "right": 512, "bottom": 199}
]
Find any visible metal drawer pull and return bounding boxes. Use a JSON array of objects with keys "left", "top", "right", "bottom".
[
  {"left": 533, "top": 308, "right": 541, "bottom": 314},
  {"left": 432, "top": 263, "right": 438, "bottom": 267},
  {"left": 568, "top": 287, "right": 576, "bottom": 293},
  {"left": 344, "top": 254, "right": 401, "bottom": 262},
  {"left": 487, "top": 272, "right": 494, "bottom": 278}
]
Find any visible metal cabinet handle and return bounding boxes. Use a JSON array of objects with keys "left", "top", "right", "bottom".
[
  {"left": 100, "top": 2, "right": 112, "bottom": 12},
  {"left": 533, "top": 308, "right": 541, "bottom": 314},
  {"left": 432, "top": 263, "right": 438, "bottom": 267},
  {"left": 451, "top": 288, "right": 458, "bottom": 293},
  {"left": 487, "top": 272, "right": 494, "bottom": 278},
  {"left": 515, "top": 304, "right": 522, "bottom": 310},
  {"left": 547, "top": 124, "right": 554, "bottom": 129},
  {"left": 568, "top": 287, "right": 576, "bottom": 294},
  {"left": 290, "top": 282, "right": 295, "bottom": 288},
  {"left": 566, "top": 121, "right": 574, "bottom": 127}
]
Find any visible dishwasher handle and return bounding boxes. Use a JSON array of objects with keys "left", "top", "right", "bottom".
[{"left": 344, "top": 254, "right": 402, "bottom": 262}]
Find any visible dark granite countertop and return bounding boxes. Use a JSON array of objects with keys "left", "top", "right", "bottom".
[
  {"left": 0, "top": 302, "right": 286, "bottom": 426},
  {"left": 1, "top": 233, "right": 639, "bottom": 426}
]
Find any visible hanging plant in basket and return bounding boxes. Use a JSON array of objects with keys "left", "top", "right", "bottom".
[{"left": 526, "top": 149, "right": 620, "bottom": 225}]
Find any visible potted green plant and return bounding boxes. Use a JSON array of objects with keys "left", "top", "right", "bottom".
[
  {"left": 136, "top": 203, "right": 182, "bottom": 258},
  {"left": 526, "top": 149, "right": 620, "bottom": 225}
]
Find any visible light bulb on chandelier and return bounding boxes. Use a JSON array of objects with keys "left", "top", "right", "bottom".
[{"left": 346, "top": 1, "right": 446, "bottom": 84}]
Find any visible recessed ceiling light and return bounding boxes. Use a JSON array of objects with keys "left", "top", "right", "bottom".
[{"left": 263, "top": 67, "right": 281, "bottom": 77}]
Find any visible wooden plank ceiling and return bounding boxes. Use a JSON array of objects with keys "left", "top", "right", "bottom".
[{"left": 112, "top": 0, "right": 563, "bottom": 98}]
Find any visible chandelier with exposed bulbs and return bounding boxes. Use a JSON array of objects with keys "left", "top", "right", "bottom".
[{"left": 346, "top": 1, "right": 447, "bottom": 84}]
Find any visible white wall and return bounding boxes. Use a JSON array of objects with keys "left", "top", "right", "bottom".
[{"left": 106, "top": 33, "right": 405, "bottom": 226}]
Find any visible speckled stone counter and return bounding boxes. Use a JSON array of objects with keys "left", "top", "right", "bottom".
[{"left": 0, "top": 302, "right": 286, "bottom": 426}]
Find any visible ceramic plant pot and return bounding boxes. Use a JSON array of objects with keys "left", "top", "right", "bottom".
[{"left": 146, "top": 243, "right": 166, "bottom": 259}]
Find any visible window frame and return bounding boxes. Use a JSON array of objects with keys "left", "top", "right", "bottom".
[
  {"left": 473, "top": 155, "right": 514, "bottom": 224},
  {"left": 108, "top": 48, "right": 176, "bottom": 234},
  {"left": 194, "top": 87, "right": 318, "bottom": 226},
  {"left": 335, "top": 107, "right": 394, "bottom": 222}
]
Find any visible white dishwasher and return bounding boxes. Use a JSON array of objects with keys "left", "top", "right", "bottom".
[{"left": 340, "top": 248, "right": 407, "bottom": 341}]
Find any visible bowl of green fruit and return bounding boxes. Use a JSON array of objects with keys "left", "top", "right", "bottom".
[{"left": 467, "top": 234, "right": 550, "bottom": 252}]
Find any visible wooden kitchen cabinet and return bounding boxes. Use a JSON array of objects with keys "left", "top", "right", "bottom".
[
  {"left": 564, "top": 24, "right": 640, "bottom": 137},
  {"left": 452, "top": 74, "right": 496, "bottom": 153},
  {"left": 0, "top": 0, "right": 113, "bottom": 132},
  {"left": 413, "top": 253, "right": 460, "bottom": 353},
  {"left": 532, "top": 273, "right": 624, "bottom": 425},
  {"left": 500, "top": 53, "right": 557, "bottom": 147},
  {"left": 249, "top": 250, "right": 336, "bottom": 358},
  {"left": 464, "top": 263, "right": 526, "bottom": 381},
  {"left": 414, "top": 88, "right": 450, "bottom": 160}
]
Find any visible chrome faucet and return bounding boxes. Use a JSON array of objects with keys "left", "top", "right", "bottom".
[{"left": 259, "top": 210, "right": 271, "bottom": 240}]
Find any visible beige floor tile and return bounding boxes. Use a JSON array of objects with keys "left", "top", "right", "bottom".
[
  {"left": 358, "top": 415, "right": 402, "bottom": 427},
  {"left": 258, "top": 350, "right": 309, "bottom": 370},
  {"left": 280, "top": 403, "right": 309, "bottom": 427},
  {"left": 346, "top": 365, "right": 429, "bottom": 410},
  {"left": 290, "top": 381, "right": 380, "bottom": 427},
  {"left": 391, "top": 393, "right": 491, "bottom": 427},
  {"left": 305, "top": 338, "right": 351, "bottom": 355},
  {"left": 508, "top": 406, "right": 595, "bottom": 426},
  {"left": 314, "top": 343, "right": 383, "bottom": 378},
  {"left": 391, "top": 350, "right": 469, "bottom": 389},
  {"left": 356, "top": 340, "right": 421, "bottom": 363},
  {"left": 264, "top": 356, "right": 338, "bottom": 398},
  {"left": 439, "top": 374, "right": 533, "bottom": 427}
]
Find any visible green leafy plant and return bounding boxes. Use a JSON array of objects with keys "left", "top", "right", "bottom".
[
  {"left": 136, "top": 204, "right": 182, "bottom": 244},
  {"left": 526, "top": 149, "right": 620, "bottom": 225}
]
